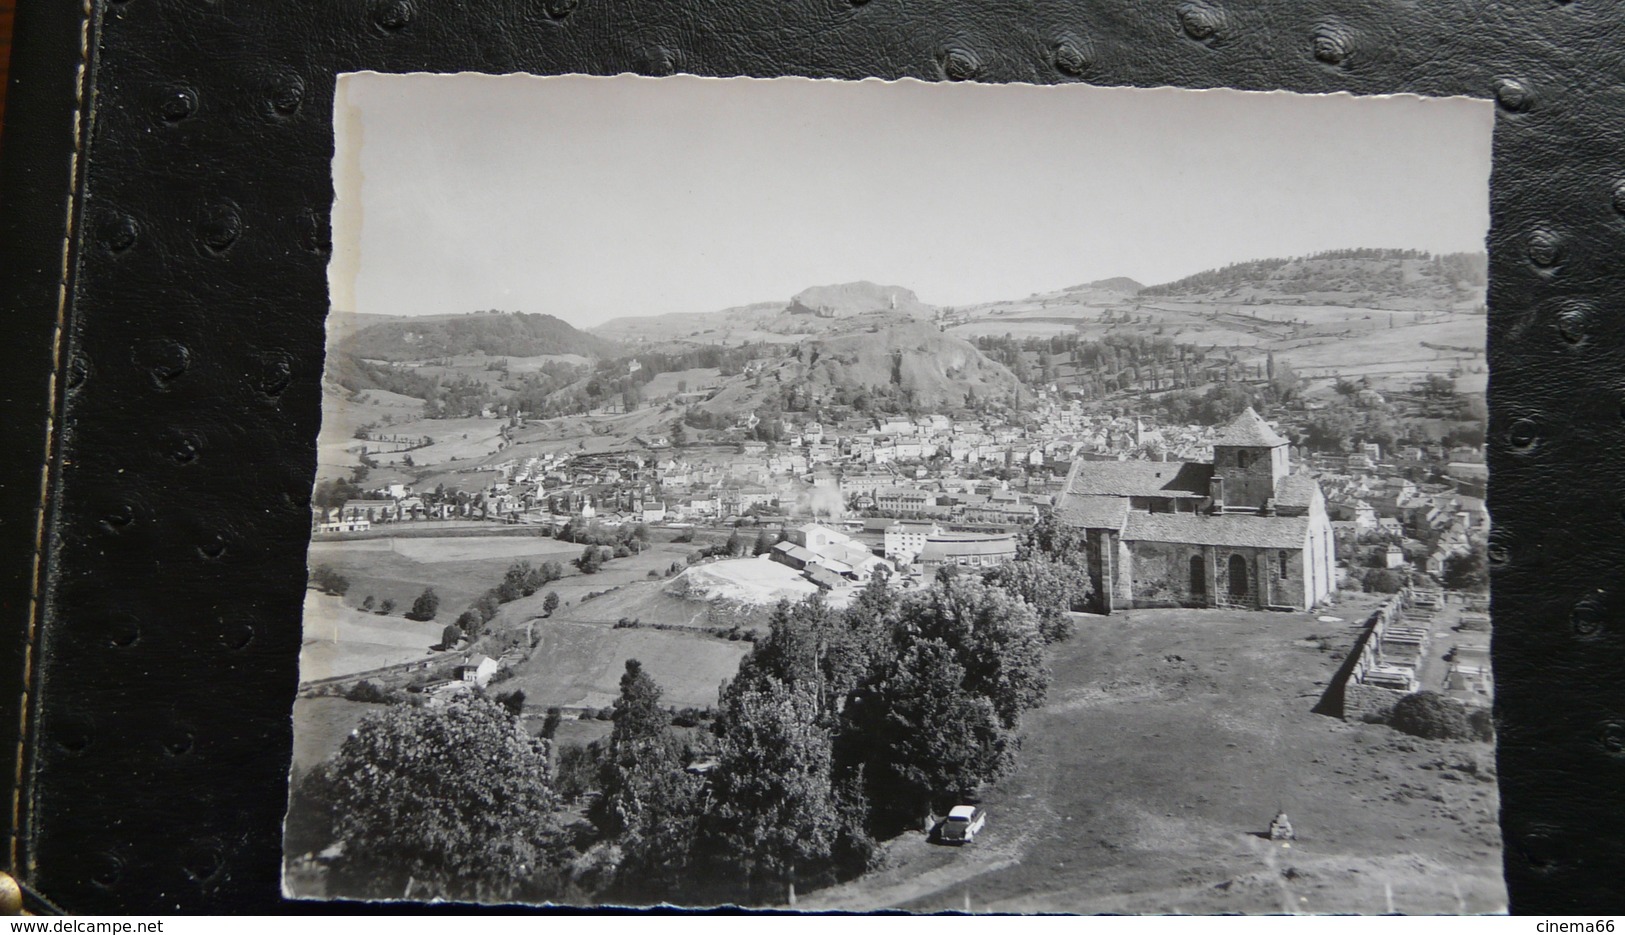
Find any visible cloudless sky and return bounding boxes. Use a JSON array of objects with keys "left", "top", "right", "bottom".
[{"left": 332, "top": 74, "right": 1493, "bottom": 328}]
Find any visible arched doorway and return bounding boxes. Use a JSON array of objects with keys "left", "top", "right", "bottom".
[
  {"left": 1189, "top": 555, "right": 1206, "bottom": 602},
  {"left": 1227, "top": 554, "right": 1249, "bottom": 601}
]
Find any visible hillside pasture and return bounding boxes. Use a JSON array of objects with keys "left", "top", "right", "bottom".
[
  {"left": 362, "top": 416, "right": 508, "bottom": 469},
  {"left": 299, "top": 590, "right": 446, "bottom": 682},
  {"left": 305, "top": 534, "right": 588, "bottom": 630},
  {"left": 290, "top": 696, "right": 381, "bottom": 771},
  {"left": 314, "top": 381, "right": 426, "bottom": 481},
  {"left": 803, "top": 601, "right": 1503, "bottom": 914},
  {"left": 640, "top": 367, "right": 724, "bottom": 399},
  {"left": 1275, "top": 317, "right": 1485, "bottom": 390},
  {"left": 501, "top": 620, "right": 749, "bottom": 710}
]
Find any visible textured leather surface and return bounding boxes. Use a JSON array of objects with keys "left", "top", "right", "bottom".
[{"left": 3, "top": 0, "right": 1624, "bottom": 915}]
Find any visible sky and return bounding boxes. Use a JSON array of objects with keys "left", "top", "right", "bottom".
[{"left": 331, "top": 74, "right": 1494, "bottom": 328}]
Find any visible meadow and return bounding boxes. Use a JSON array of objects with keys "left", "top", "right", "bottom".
[{"left": 803, "top": 599, "right": 1504, "bottom": 914}]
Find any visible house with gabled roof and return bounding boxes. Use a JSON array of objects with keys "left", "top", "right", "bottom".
[{"left": 1057, "top": 408, "right": 1337, "bottom": 614}]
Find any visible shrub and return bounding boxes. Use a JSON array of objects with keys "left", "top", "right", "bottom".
[
  {"left": 406, "top": 587, "right": 440, "bottom": 621},
  {"left": 344, "top": 680, "right": 389, "bottom": 704},
  {"left": 1363, "top": 569, "right": 1404, "bottom": 594},
  {"left": 1467, "top": 706, "right": 1495, "bottom": 742},
  {"left": 310, "top": 565, "right": 351, "bottom": 597},
  {"left": 1388, "top": 691, "right": 1472, "bottom": 741}
]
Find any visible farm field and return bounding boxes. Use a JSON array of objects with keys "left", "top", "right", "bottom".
[
  {"left": 307, "top": 535, "right": 586, "bottom": 618},
  {"left": 314, "top": 382, "right": 426, "bottom": 482},
  {"left": 803, "top": 600, "right": 1504, "bottom": 915},
  {"left": 487, "top": 538, "right": 708, "bottom": 624},
  {"left": 363, "top": 416, "right": 509, "bottom": 469},
  {"left": 499, "top": 619, "right": 749, "bottom": 711},
  {"left": 299, "top": 591, "right": 447, "bottom": 682},
  {"left": 290, "top": 696, "right": 380, "bottom": 771}
]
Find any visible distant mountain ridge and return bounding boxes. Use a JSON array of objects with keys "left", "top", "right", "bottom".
[
  {"left": 786, "top": 281, "right": 935, "bottom": 319},
  {"left": 695, "top": 319, "right": 1018, "bottom": 414},
  {"left": 1140, "top": 249, "right": 1486, "bottom": 301},
  {"left": 338, "top": 310, "right": 620, "bottom": 361}
]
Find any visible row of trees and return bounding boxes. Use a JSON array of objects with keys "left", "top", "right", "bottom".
[{"left": 450, "top": 560, "right": 565, "bottom": 643}]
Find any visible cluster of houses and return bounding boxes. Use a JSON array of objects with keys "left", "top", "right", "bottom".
[
  {"left": 313, "top": 391, "right": 1488, "bottom": 610},
  {"left": 1313, "top": 446, "right": 1488, "bottom": 578}
]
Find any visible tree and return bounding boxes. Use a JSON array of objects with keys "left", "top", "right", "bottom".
[
  {"left": 361, "top": 595, "right": 375, "bottom": 612},
  {"left": 753, "top": 529, "right": 775, "bottom": 557},
  {"left": 542, "top": 591, "right": 561, "bottom": 617},
  {"left": 708, "top": 678, "right": 840, "bottom": 902},
  {"left": 575, "top": 545, "right": 604, "bottom": 575},
  {"left": 310, "top": 565, "right": 351, "bottom": 597},
  {"left": 893, "top": 576, "right": 1049, "bottom": 729},
  {"left": 407, "top": 587, "right": 441, "bottom": 621},
  {"left": 592, "top": 660, "right": 705, "bottom": 900},
  {"left": 981, "top": 558, "right": 1089, "bottom": 643},
  {"left": 321, "top": 696, "right": 566, "bottom": 902},
  {"left": 440, "top": 623, "right": 465, "bottom": 649},
  {"left": 378, "top": 598, "right": 397, "bottom": 616},
  {"left": 855, "top": 638, "right": 1014, "bottom": 829},
  {"left": 1363, "top": 568, "right": 1404, "bottom": 594},
  {"left": 493, "top": 688, "right": 527, "bottom": 718},
  {"left": 726, "top": 529, "right": 745, "bottom": 557},
  {"left": 540, "top": 707, "right": 563, "bottom": 740},
  {"left": 1443, "top": 539, "right": 1489, "bottom": 592}
]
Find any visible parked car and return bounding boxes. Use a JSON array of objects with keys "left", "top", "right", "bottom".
[{"left": 939, "top": 804, "right": 986, "bottom": 845}]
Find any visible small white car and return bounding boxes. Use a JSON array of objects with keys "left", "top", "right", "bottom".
[{"left": 939, "top": 805, "right": 986, "bottom": 844}]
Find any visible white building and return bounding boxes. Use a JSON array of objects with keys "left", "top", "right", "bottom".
[{"left": 884, "top": 521, "right": 940, "bottom": 563}]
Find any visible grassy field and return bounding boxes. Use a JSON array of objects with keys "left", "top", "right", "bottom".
[
  {"left": 314, "top": 382, "right": 425, "bottom": 482},
  {"left": 364, "top": 416, "right": 509, "bottom": 469},
  {"left": 290, "top": 696, "right": 382, "bottom": 771},
  {"left": 500, "top": 619, "right": 749, "bottom": 710},
  {"left": 803, "top": 600, "right": 1504, "bottom": 914},
  {"left": 948, "top": 294, "right": 1484, "bottom": 396},
  {"left": 487, "top": 538, "right": 707, "bottom": 623},
  {"left": 299, "top": 591, "right": 447, "bottom": 682},
  {"left": 306, "top": 535, "right": 585, "bottom": 623}
]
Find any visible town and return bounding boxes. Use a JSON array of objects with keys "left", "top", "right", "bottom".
[{"left": 287, "top": 253, "right": 1500, "bottom": 912}]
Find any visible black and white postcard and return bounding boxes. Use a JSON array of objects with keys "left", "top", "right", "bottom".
[{"left": 284, "top": 74, "right": 1496, "bottom": 911}]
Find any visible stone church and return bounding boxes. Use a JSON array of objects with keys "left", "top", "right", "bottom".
[{"left": 1058, "top": 408, "right": 1336, "bottom": 613}]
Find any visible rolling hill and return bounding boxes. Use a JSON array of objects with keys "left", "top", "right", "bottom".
[
  {"left": 594, "top": 281, "right": 939, "bottom": 346},
  {"left": 697, "top": 318, "right": 1019, "bottom": 413},
  {"left": 338, "top": 310, "right": 620, "bottom": 362}
]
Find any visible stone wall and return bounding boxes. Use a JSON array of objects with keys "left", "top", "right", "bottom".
[
  {"left": 1340, "top": 591, "right": 1422, "bottom": 720},
  {"left": 1122, "top": 541, "right": 1309, "bottom": 610},
  {"left": 1344, "top": 679, "right": 1410, "bottom": 721}
]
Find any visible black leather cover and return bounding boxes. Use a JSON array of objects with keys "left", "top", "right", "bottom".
[{"left": 2, "top": 0, "right": 1623, "bottom": 915}]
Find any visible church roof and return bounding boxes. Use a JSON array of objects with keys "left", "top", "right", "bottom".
[
  {"left": 1056, "top": 494, "right": 1130, "bottom": 531},
  {"left": 1212, "top": 407, "right": 1288, "bottom": 448},
  {"left": 1273, "top": 473, "right": 1322, "bottom": 511},
  {"left": 1123, "top": 512, "right": 1310, "bottom": 549},
  {"left": 1064, "top": 460, "right": 1213, "bottom": 499}
]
